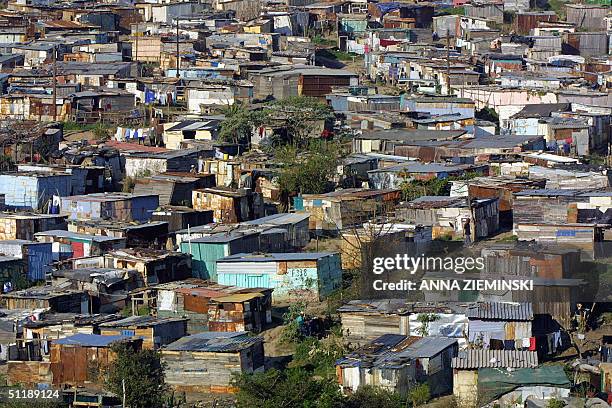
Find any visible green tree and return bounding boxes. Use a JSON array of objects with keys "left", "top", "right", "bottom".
[
  {"left": 263, "top": 96, "right": 333, "bottom": 147},
  {"left": 399, "top": 177, "right": 450, "bottom": 202},
  {"left": 105, "top": 343, "right": 168, "bottom": 408},
  {"left": 233, "top": 367, "right": 343, "bottom": 408},
  {"left": 218, "top": 102, "right": 263, "bottom": 145},
  {"left": 292, "top": 336, "right": 347, "bottom": 378},
  {"left": 275, "top": 140, "right": 341, "bottom": 202}
]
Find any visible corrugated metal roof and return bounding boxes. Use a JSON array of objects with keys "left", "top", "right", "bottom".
[
  {"left": 218, "top": 252, "right": 335, "bottom": 262},
  {"left": 337, "top": 335, "right": 457, "bottom": 369},
  {"left": 515, "top": 189, "right": 585, "bottom": 197},
  {"left": 54, "top": 333, "right": 131, "bottom": 347},
  {"left": 163, "top": 331, "right": 261, "bottom": 352},
  {"left": 166, "top": 120, "right": 220, "bottom": 132},
  {"left": 35, "top": 230, "right": 124, "bottom": 243},
  {"left": 243, "top": 213, "right": 309, "bottom": 226},
  {"left": 451, "top": 350, "right": 538, "bottom": 369},
  {"left": 400, "top": 336, "right": 458, "bottom": 358},
  {"left": 337, "top": 300, "right": 467, "bottom": 314},
  {"left": 99, "top": 315, "right": 186, "bottom": 328},
  {"left": 465, "top": 302, "right": 533, "bottom": 321},
  {"left": 368, "top": 162, "right": 483, "bottom": 175},
  {"left": 211, "top": 293, "right": 264, "bottom": 303}
]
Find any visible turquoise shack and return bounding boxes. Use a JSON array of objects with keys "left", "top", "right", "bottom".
[
  {"left": 179, "top": 231, "right": 260, "bottom": 281},
  {"left": 216, "top": 252, "right": 342, "bottom": 303}
]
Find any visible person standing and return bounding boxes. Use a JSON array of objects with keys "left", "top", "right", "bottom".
[{"left": 463, "top": 218, "right": 472, "bottom": 247}]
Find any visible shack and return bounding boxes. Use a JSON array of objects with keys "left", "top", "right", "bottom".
[
  {"left": 208, "top": 292, "right": 272, "bottom": 333},
  {"left": 151, "top": 206, "right": 214, "bottom": 233},
  {"left": 6, "top": 333, "right": 138, "bottom": 387},
  {"left": 102, "top": 249, "right": 192, "bottom": 285},
  {"left": 34, "top": 230, "right": 126, "bottom": 260},
  {"left": 216, "top": 252, "right": 342, "bottom": 302},
  {"left": 452, "top": 350, "right": 539, "bottom": 408},
  {"left": 397, "top": 196, "right": 499, "bottom": 240},
  {"left": 338, "top": 300, "right": 468, "bottom": 345},
  {"left": 514, "top": 223, "right": 603, "bottom": 255},
  {"left": 48, "top": 334, "right": 140, "bottom": 387},
  {"left": 295, "top": 188, "right": 401, "bottom": 233},
  {"left": 51, "top": 268, "right": 142, "bottom": 313},
  {"left": 1, "top": 287, "right": 88, "bottom": 313},
  {"left": 162, "top": 331, "right": 265, "bottom": 394},
  {"left": 368, "top": 163, "right": 488, "bottom": 190},
  {"left": 0, "top": 172, "right": 72, "bottom": 211},
  {"left": 243, "top": 213, "right": 310, "bottom": 249},
  {"left": 466, "top": 302, "right": 533, "bottom": 351},
  {"left": 0, "top": 213, "right": 67, "bottom": 241},
  {"left": 134, "top": 279, "right": 272, "bottom": 334},
  {"left": 60, "top": 193, "right": 160, "bottom": 222},
  {"left": 192, "top": 187, "right": 264, "bottom": 223},
  {"left": 180, "top": 230, "right": 260, "bottom": 280},
  {"left": 336, "top": 334, "right": 458, "bottom": 397},
  {"left": 512, "top": 189, "right": 592, "bottom": 227},
  {"left": 0, "top": 240, "right": 53, "bottom": 281},
  {"left": 451, "top": 177, "right": 546, "bottom": 227},
  {"left": 67, "top": 220, "right": 169, "bottom": 248},
  {"left": 99, "top": 315, "right": 188, "bottom": 349},
  {"left": 134, "top": 172, "right": 216, "bottom": 207}
]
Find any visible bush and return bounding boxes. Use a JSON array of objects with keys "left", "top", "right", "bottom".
[
  {"left": 344, "top": 386, "right": 403, "bottom": 408},
  {"left": 408, "top": 383, "right": 431, "bottom": 407},
  {"left": 547, "top": 398, "right": 565, "bottom": 408}
]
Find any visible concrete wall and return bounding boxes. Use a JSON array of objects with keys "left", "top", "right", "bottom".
[{"left": 453, "top": 370, "right": 478, "bottom": 408}]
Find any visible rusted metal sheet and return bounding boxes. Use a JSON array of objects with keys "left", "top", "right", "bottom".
[
  {"left": 183, "top": 293, "right": 209, "bottom": 314},
  {"left": 7, "top": 361, "right": 52, "bottom": 386},
  {"left": 515, "top": 12, "right": 557, "bottom": 35}
]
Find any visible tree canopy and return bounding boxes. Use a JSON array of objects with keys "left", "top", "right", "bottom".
[
  {"left": 264, "top": 96, "right": 333, "bottom": 145},
  {"left": 274, "top": 140, "right": 343, "bottom": 210},
  {"left": 218, "top": 102, "right": 264, "bottom": 145},
  {"left": 105, "top": 344, "right": 168, "bottom": 408}
]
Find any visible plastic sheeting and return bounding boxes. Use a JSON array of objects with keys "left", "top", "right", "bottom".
[
  {"left": 409, "top": 313, "right": 467, "bottom": 338},
  {"left": 376, "top": 2, "right": 401, "bottom": 14},
  {"left": 468, "top": 320, "right": 506, "bottom": 348},
  {"left": 409, "top": 313, "right": 468, "bottom": 348},
  {"left": 157, "top": 290, "right": 176, "bottom": 312},
  {"left": 477, "top": 366, "right": 571, "bottom": 405}
]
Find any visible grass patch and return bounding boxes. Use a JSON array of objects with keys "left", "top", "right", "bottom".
[
  {"left": 311, "top": 35, "right": 336, "bottom": 47},
  {"left": 317, "top": 48, "right": 362, "bottom": 62}
]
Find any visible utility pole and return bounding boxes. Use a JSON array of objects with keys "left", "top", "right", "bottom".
[
  {"left": 52, "top": 45, "right": 57, "bottom": 122},
  {"left": 175, "top": 18, "right": 180, "bottom": 78},
  {"left": 446, "top": 30, "right": 451, "bottom": 96},
  {"left": 134, "top": 23, "right": 139, "bottom": 66}
]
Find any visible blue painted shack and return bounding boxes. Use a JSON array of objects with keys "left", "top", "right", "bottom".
[
  {"left": 0, "top": 172, "right": 72, "bottom": 211},
  {"left": 179, "top": 231, "right": 260, "bottom": 281},
  {"left": 60, "top": 193, "right": 159, "bottom": 222},
  {"left": 216, "top": 252, "right": 343, "bottom": 303},
  {"left": 0, "top": 240, "right": 53, "bottom": 281}
]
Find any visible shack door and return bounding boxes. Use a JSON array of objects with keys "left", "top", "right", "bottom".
[{"left": 71, "top": 242, "right": 85, "bottom": 258}]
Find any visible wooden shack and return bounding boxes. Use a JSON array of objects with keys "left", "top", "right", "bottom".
[
  {"left": 162, "top": 331, "right": 264, "bottom": 394},
  {"left": 7, "top": 333, "right": 141, "bottom": 387},
  {"left": 135, "top": 280, "right": 272, "bottom": 334},
  {"left": 192, "top": 187, "right": 264, "bottom": 223}
]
